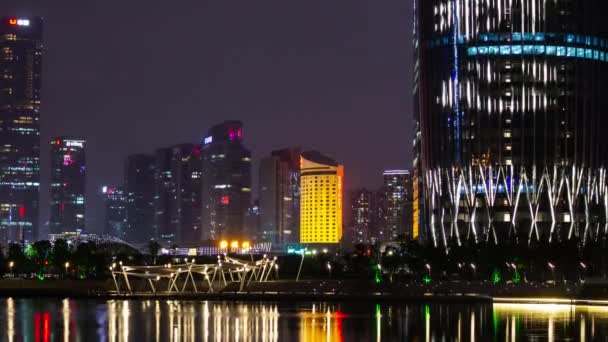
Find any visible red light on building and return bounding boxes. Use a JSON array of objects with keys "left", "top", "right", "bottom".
[
  {"left": 8, "top": 19, "right": 17, "bottom": 25},
  {"left": 221, "top": 196, "right": 230, "bottom": 205},
  {"left": 19, "top": 205, "right": 25, "bottom": 218}
]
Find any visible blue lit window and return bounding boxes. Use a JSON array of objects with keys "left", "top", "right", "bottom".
[
  {"left": 523, "top": 33, "right": 534, "bottom": 41},
  {"left": 488, "top": 34, "right": 498, "bottom": 41},
  {"left": 478, "top": 46, "right": 488, "bottom": 55},
  {"left": 557, "top": 46, "right": 566, "bottom": 56},
  {"left": 512, "top": 45, "right": 522, "bottom": 55},
  {"left": 577, "top": 48, "right": 585, "bottom": 58},
  {"left": 594, "top": 50, "right": 599, "bottom": 60},
  {"left": 585, "top": 36, "right": 591, "bottom": 46},
  {"left": 534, "top": 46, "right": 545, "bottom": 55},
  {"left": 523, "top": 45, "right": 534, "bottom": 55},
  {"left": 458, "top": 36, "right": 465, "bottom": 44},
  {"left": 480, "top": 34, "right": 488, "bottom": 42},
  {"left": 500, "top": 45, "right": 511, "bottom": 55},
  {"left": 467, "top": 47, "right": 478, "bottom": 56},
  {"left": 489, "top": 46, "right": 499, "bottom": 55},
  {"left": 576, "top": 36, "right": 584, "bottom": 44},
  {"left": 566, "top": 34, "right": 575, "bottom": 43},
  {"left": 567, "top": 47, "right": 576, "bottom": 57},
  {"left": 512, "top": 33, "right": 522, "bottom": 41},
  {"left": 443, "top": 37, "right": 449, "bottom": 45},
  {"left": 601, "top": 52, "right": 605, "bottom": 61},
  {"left": 534, "top": 33, "right": 545, "bottom": 41},
  {"left": 585, "top": 49, "right": 592, "bottom": 59},
  {"left": 546, "top": 46, "right": 557, "bottom": 55},
  {"left": 593, "top": 37, "right": 599, "bottom": 46}
]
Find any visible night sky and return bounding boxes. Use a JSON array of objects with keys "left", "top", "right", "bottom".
[{"left": 1, "top": 1, "right": 413, "bottom": 234}]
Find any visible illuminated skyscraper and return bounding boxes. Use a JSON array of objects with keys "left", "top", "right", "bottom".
[
  {"left": 300, "top": 151, "right": 343, "bottom": 244},
  {"left": 414, "top": 1, "right": 608, "bottom": 248},
  {"left": 124, "top": 154, "right": 155, "bottom": 243},
  {"left": 49, "top": 137, "right": 86, "bottom": 234},
  {"left": 101, "top": 186, "right": 127, "bottom": 239},
  {"left": 0, "top": 17, "right": 43, "bottom": 242},
  {"left": 259, "top": 147, "right": 301, "bottom": 244},
  {"left": 201, "top": 121, "right": 252, "bottom": 241},
  {"left": 381, "top": 170, "right": 412, "bottom": 241},
  {"left": 154, "top": 144, "right": 202, "bottom": 244},
  {"left": 349, "top": 189, "right": 374, "bottom": 245}
]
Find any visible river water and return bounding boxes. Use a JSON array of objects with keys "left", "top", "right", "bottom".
[{"left": 1, "top": 298, "right": 607, "bottom": 341}]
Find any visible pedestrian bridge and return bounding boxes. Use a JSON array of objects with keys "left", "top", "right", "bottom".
[{"left": 109, "top": 255, "right": 278, "bottom": 294}]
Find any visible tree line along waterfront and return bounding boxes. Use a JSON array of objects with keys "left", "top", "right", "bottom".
[{"left": 0, "top": 238, "right": 607, "bottom": 288}]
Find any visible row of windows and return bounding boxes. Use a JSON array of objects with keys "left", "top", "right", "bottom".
[
  {"left": 430, "top": 32, "right": 608, "bottom": 48},
  {"left": 467, "top": 45, "right": 608, "bottom": 62}
]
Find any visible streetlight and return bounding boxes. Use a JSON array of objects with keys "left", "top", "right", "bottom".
[
  {"left": 579, "top": 262, "right": 587, "bottom": 282},
  {"left": 547, "top": 262, "right": 556, "bottom": 283},
  {"left": 8, "top": 261, "right": 14, "bottom": 275},
  {"left": 64, "top": 262, "right": 70, "bottom": 278},
  {"left": 327, "top": 262, "right": 332, "bottom": 279},
  {"left": 425, "top": 263, "right": 431, "bottom": 276},
  {"left": 469, "top": 263, "right": 477, "bottom": 280}
]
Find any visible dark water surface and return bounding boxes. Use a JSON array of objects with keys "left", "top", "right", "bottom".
[{"left": 1, "top": 298, "right": 607, "bottom": 341}]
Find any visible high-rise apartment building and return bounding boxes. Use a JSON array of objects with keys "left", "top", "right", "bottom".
[
  {"left": 101, "top": 186, "right": 127, "bottom": 240},
  {"left": 382, "top": 170, "right": 411, "bottom": 241},
  {"left": 415, "top": 1, "right": 608, "bottom": 248},
  {"left": 0, "top": 17, "right": 43, "bottom": 242},
  {"left": 259, "top": 147, "right": 301, "bottom": 244},
  {"left": 201, "top": 121, "right": 252, "bottom": 241},
  {"left": 154, "top": 144, "right": 202, "bottom": 244},
  {"left": 349, "top": 189, "right": 374, "bottom": 245},
  {"left": 124, "top": 154, "right": 155, "bottom": 243},
  {"left": 49, "top": 137, "right": 86, "bottom": 234},
  {"left": 300, "top": 151, "right": 343, "bottom": 244}
]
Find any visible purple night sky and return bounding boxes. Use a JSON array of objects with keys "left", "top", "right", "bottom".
[{"left": 1, "top": 1, "right": 413, "bottom": 234}]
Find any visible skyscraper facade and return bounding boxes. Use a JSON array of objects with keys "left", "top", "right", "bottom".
[
  {"left": 300, "top": 151, "right": 343, "bottom": 244},
  {"left": 259, "top": 147, "right": 301, "bottom": 245},
  {"left": 101, "top": 186, "right": 127, "bottom": 240},
  {"left": 154, "top": 144, "right": 202, "bottom": 244},
  {"left": 0, "top": 17, "right": 43, "bottom": 243},
  {"left": 415, "top": 1, "right": 608, "bottom": 248},
  {"left": 201, "top": 121, "right": 252, "bottom": 241},
  {"left": 349, "top": 189, "right": 374, "bottom": 245},
  {"left": 382, "top": 170, "right": 412, "bottom": 241},
  {"left": 49, "top": 137, "right": 86, "bottom": 234},
  {"left": 124, "top": 154, "right": 155, "bottom": 243}
]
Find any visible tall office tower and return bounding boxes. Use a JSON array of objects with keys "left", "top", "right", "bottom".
[
  {"left": 154, "top": 144, "right": 202, "bottom": 244},
  {"left": 415, "top": 1, "right": 608, "bottom": 249},
  {"left": 259, "top": 147, "right": 301, "bottom": 244},
  {"left": 349, "top": 189, "right": 374, "bottom": 245},
  {"left": 382, "top": 170, "right": 412, "bottom": 241},
  {"left": 124, "top": 154, "right": 155, "bottom": 243},
  {"left": 49, "top": 138, "right": 86, "bottom": 234},
  {"left": 201, "top": 121, "right": 252, "bottom": 241},
  {"left": 300, "top": 151, "right": 343, "bottom": 244},
  {"left": 101, "top": 186, "right": 127, "bottom": 240},
  {"left": 0, "top": 17, "right": 43, "bottom": 243}
]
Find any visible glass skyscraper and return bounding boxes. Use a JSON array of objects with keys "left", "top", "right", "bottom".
[
  {"left": 414, "top": 1, "right": 608, "bottom": 248},
  {"left": 49, "top": 137, "right": 86, "bottom": 234},
  {"left": 0, "top": 17, "right": 43, "bottom": 243},
  {"left": 201, "top": 121, "right": 252, "bottom": 241}
]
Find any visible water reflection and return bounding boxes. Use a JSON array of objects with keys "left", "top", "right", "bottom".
[{"left": 3, "top": 298, "right": 608, "bottom": 340}]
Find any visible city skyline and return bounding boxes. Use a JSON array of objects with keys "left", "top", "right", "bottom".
[{"left": 0, "top": 1, "right": 413, "bottom": 235}]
